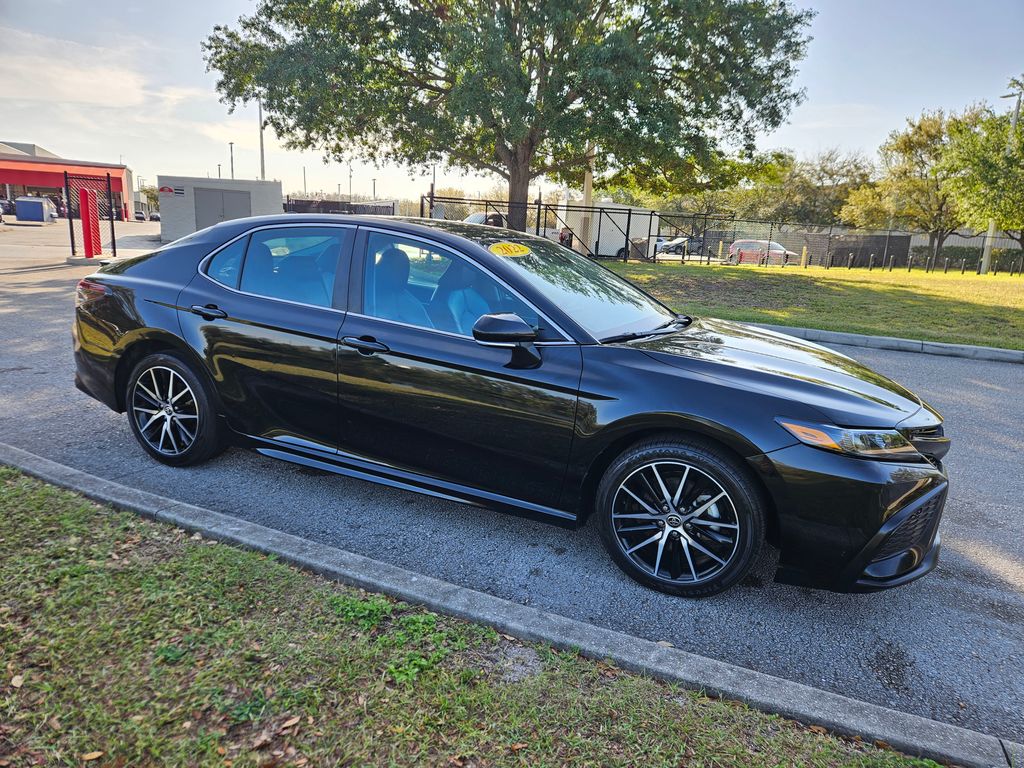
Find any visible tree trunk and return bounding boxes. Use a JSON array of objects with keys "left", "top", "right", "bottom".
[{"left": 506, "top": 160, "right": 532, "bottom": 232}]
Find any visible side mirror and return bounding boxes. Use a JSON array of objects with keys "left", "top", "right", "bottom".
[
  {"left": 472, "top": 313, "right": 541, "bottom": 369},
  {"left": 472, "top": 313, "right": 537, "bottom": 344}
]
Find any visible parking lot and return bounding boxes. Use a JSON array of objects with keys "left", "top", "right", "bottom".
[{"left": 1, "top": 221, "right": 1021, "bottom": 742}]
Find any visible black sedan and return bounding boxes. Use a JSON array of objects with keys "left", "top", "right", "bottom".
[{"left": 73, "top": 215, "right": 950, "bottom": 597}]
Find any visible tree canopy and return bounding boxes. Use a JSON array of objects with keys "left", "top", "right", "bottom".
[
  {"left": 943, "top": 103, "right": 1024, "bottom": 249},
  {"left": 841, "top": 109, "right": 980, "bottom": 254},
  {"left": 204, "top": 0, "right": 812, "bottom": 228}
]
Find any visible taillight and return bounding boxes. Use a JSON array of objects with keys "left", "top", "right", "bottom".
[{"left": 76, "top": 279, "right": 109, "bottom": 307}]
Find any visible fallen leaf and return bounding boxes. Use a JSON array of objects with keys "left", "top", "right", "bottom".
[
  {"left": 10, "top": 675, "right": 23, "bottom": 688},
  {"left": 217, "top": 747, "right": 226, "bottom": 756},
  {"left": 808, "top": 725, "right": 827, "bottom": 735},
  {"left": 46, "top": 716, "right": 61, "bottom": 731},
  {"left": 82, "top": 752, "right": 104, "bottom": 762},
  {"left": 874, "top": 739, "right": 892, "bottom": 750},
  {"left": 252, "top": 730, "right": 272, "bottom": 749},
  {"left": 281, "top": 716, "right": 301, "bottom": 729},
  {"left": 656, "top": 640, "right": 673, "bottom": 648},
  {"left": 182, "top": 720, "right": 193, "bottom": 730},
  {"left": 510, "top": 743, "right": 528, "bottom": 752},
  {"left": 294, "top": 759, "right": 308, "bottom": 767}
]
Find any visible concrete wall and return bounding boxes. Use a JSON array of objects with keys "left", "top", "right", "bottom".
[{"left": 156, "top": 176, "right": 283, "bottom": 242}]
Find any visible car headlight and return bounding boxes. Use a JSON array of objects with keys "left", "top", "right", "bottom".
[{"left": 776, "top": 418, "right": 920, "bottom": 461}]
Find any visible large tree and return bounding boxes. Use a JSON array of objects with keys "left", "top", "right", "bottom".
[
  {"left": 841, "top": 109, "right": 977, "bottom": 258},
  {"left": 942, "top": 102, "right": 1024, "bottom": 251},
  {"left": 203, "top": 0, "right": 812, "bottom": 230}
]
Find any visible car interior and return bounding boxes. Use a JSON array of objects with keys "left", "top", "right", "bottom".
[{"left": 363, "top": 241, "right": 541, "bottom": 336}]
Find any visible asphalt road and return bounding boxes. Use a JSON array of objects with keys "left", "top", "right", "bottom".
[{"left": 2, "top": 224, "right": 1022, "bottom": 741}]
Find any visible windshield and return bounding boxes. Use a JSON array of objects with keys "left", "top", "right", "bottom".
[{"left": 478, "top": 235, "right": 676, "bottom": 340}]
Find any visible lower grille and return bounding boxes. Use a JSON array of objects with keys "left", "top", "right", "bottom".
[{"left": 873, "top": 494, "right": 943, "bottom": 561}]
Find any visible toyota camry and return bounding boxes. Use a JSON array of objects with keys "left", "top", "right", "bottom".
[{"left": 73, "top": 215, "right": 950, "bottom": 597}]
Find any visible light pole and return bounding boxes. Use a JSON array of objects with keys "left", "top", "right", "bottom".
[
  {"left": 348, "top": 162, "right": 353, "bottom": 201},
  {"left": 257, "top": 98, "right": 266, "bottom": 181},
  {"left": 372, "top": 178, "right": 376, "bottom": 200},
  {"left": 981, "top": 79, "right": 1024, "bottom": 274},
  {"left": 303, "top": 166, "right": 307, "bottom": 195},
  {"left": 229, "top": 142, "right": 235, "bottom": 179},
  {"left": 217, "top": 164, "right": 221, "bottom": 179}
]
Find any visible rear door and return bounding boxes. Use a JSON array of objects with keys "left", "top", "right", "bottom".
[{"left": 178, "top": 223, "right": 354, "bottom": 453}]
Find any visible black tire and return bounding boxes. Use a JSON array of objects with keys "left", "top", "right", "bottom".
[
  {"left": 125, "top": 351, "right": 223, "bottom": 467},
  {"left": 616, "top": 247, "right": 627, "bottom": 260},
  {"left": 595, "top": 436, "right": 766, "bottom": 598}
]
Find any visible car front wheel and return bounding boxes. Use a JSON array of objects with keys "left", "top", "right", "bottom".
[
  {"left": 126, "top": 352, "right": 223, "bottom": 467},
  {"left": 595, "top": 436, "right": 766, "bottom": 597}
]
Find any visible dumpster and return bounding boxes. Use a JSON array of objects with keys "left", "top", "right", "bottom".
[{"left": 15, "top": 196, "right": 56, "bottom": 223}]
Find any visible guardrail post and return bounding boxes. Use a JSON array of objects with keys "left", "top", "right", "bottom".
[
  {"left": 961, "top": 258, "right": 966, "bottom": 274},
  {"left": 908, "top": 254, "right": 913, "bottom": 272},
  {"left": 868, "top": 253, "right": 875, "bottom": 271},
  {"left": 535, "top": 196, "right": 542, "bottom": 236},
  {"left": 943, "top": 257, "right": 949, "bottom": 273},
  {"left": 801, "top": 244, "right": 808, "bottom": 268},
  {"left": 847, "top": 252, "right": 853, "bottom": 269}
]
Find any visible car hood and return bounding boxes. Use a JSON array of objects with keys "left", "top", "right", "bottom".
[{"left": 634, "top": 318, "right": 927, "bottom": 428}]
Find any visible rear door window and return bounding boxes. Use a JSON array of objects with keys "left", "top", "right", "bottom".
[{"left": 238, "top": 227, "right": 351, "bottom": 308}]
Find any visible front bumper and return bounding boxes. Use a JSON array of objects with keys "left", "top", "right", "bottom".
[{"left": 751, "top": 443, "right": 948, "bottom": 593}]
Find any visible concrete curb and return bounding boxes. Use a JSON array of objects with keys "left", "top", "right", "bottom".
[
  {"left": 1, "top": 441, "right": 1019, "bottom": 768},
  {"left": 753, "top": 323, "right": 1024, "bottom": 364}
]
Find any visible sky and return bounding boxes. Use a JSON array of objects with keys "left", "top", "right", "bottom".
[{"left": 1, "top": 0, "right": 1021, "bottom": 200}]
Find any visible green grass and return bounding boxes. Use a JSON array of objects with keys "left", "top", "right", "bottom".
[
  {"left": 0, "top": 467, "right": 937, "bottom": 767},
  {"left": 606, "top": 261, "right": 1024, "bottom": 350}
]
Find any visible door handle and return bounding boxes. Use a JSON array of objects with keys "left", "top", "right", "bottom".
[
  {"left": 342, "top": 336, "right": 390, "bottom": 355},
  {"left": 190, "top": 304, "right": 228, "bottom": 320}
]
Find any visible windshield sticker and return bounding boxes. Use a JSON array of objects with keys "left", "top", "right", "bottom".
[{"left": 488, "top": 241, "right": 532, "bottom": 257}]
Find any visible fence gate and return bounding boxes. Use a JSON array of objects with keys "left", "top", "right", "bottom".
[{"left": 64, "top": 172, "right": 117, "bottom": 258}]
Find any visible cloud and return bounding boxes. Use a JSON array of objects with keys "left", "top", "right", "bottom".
[{"left": 0, "top": 26, "right": 148, "bottom": 108}]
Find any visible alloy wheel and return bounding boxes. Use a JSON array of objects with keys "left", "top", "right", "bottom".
[
  {"left": 611, "top": 460, "right": 740, "bottom": 584},
  {"left": 131, "top": 366, "right": 199, "bottom": 456}
]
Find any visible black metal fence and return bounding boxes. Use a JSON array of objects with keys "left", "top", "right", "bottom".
[
  {"left": 419, "top": 193, "right": 1024, "bottom": 275},
  {"left": 284, "top": 197, "right": 396, "bottom": 216},
  {"left": 64, "top": 172, "right": 117, "bottom": 258}
]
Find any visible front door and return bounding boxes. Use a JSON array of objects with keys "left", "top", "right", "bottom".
[
  {"left": 178, "top": 224, "right": 353, "bottom": 453},
  {"left": 335, "top": 228, "right": 581, "bottom": 511}
]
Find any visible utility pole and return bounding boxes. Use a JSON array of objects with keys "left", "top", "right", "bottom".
[
  {"left": 348, "top": 162, "right": 353, "bottom": 201},
  {"left": 217, "top": 164, "right": 221, "bottom": 179},
  {"left": 229, "top": 142, "right": 235, "bottom": 179},
  {"left": 303, "top": 166, "right": 307, "bottom": 195},
  {"left": 580, "top": 144, "right": 596, "bottom": 252},
  {"left": 981, "top": 79, "right": 1023, "bottom": 274},
  {"left": 372, "top": 178, "right": 376, "bottom": 200},
  {"left": 337, "top": 183, "right": 341, "bottom": 200},
  {"left": 257, "top": 99, "right": 266, "bottom": 180}
]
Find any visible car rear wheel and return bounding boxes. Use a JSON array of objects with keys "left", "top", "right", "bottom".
[
  {"left": 126, "top": 352, "right": 223, "bottom": 467},
  {"left": 595, "top": 437, "right": 766, "bottom": 597}
]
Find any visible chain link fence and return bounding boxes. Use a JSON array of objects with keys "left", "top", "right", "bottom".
[
  {"left": 64, "top": 172, "right": 118, "bottom": 258},
  {"left": 420, "top": 194, "right": 1024, "bottom": 276}
]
